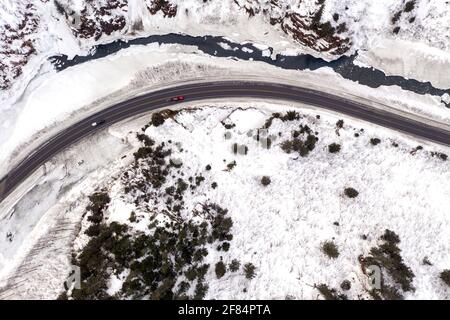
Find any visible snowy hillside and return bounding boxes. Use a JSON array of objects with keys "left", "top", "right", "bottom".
[
  {"left": 1, "top": 0, "right": 450, "bottom": 301},
  {"left": 59, "top": 105, "right": 450, "bottom": 300},
  {"left": 2, "top": 0, "right": 450, "bottom": 102}
]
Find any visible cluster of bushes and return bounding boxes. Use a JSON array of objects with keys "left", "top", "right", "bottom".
[
  {"left": 370, "top": 138, "right": 381, "bottom": 146},
  {"left": 359, "top": 229, "right": 415, "bottom": 300},
  {"left": 64, "top": 200, "right": 236, "bottom": 300},
  {"left": 261, "top": 111, "right": 320, "bottom": 157},
  {"left": 134, "top": 144, "right": 173, "bottom": 190},
  {"left": 281, "top": 124, "right": 318, "bottom": 158},
  {"left": 127, "top": 134, "right": 190, "bottom": 207},
  {"left": 316, "top": 283, "right": 348, "bottom": 300},
  {"left": 311, "top": 2, "right": 347, "bottom": 38},
  {"left": 391, "top": 0, "right": 417, "bottom": 34},
  {"left": 62, "top": 123, "right": 264, "bottom": 299},
  {"left": 148, "top": 0, "right": 178, "bottom": 18},
  {"left": 431, "top": 152, "right": 448, "bottom": 161},
  {"left": 141, "top": 110, "right": 179, "bottom": 129},
  {"left": 133, "top": 146, "right": 154, "bottom": 161},
  {"left": 317, "top": 229, "right": 449, "bottom": 299},
  {"left": 214, "top": 259, "right": 256, "bottom": 280},
  {"left": 70, "top": 222, "right": 129, "bottom": 299},
  {"left": 316, "top": 278, "right": 352, "bottom": 300},
  {"left": 263, "top": 111, "right": 301, "bottom": 129},
  {"left": 86, "top": 192, "right": 111, "bottom": 224},
  {"left": 129, "top": 139, "right": 204, "bottom": 217},
  {"left": 136, "top": 133, "right": 155, "bottom": 147}
]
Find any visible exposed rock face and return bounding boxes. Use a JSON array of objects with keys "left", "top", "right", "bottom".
[
  {"left": 55, "top": 0, "right": 128, "bottom": 41},
  {"left": 0, "top": 1, "right": 40, "bottom": 90},
  {"left": 234, "top": 0, "right": 351, "bottom": 56},
  {"left": 2, "top": 0, "right": 450, "bottom": 94}
]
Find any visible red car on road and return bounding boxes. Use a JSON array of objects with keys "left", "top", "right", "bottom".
[{"left": 170, "top": 96, "right": 185, "bottom": 102}]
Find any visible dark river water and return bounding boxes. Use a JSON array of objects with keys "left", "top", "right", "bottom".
[{"left": 49, "top": 33, "right": 450, "bottom": 105}]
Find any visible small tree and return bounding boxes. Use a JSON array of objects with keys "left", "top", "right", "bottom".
[
  {"left": 344, "top": 187, "right": 359, "bottom": 198},
  {"left": 322, "top": 241, "right": 339, "bottom": 259},
  {"left": 136, "top": 133, "right": 155, "bottom": 147},
  {"left": 129, "top": 211, "right": 137, "bottom": 223},
  {"left": 404, "top": 0, "right": 416, "bottom": 12},
  {"left": 229, "top": 259, "right": 240, "bottom": 272},
  {"left": 440, "top": 270, "right": 450, "bottom": 286},
  {"left": 305, "top": 134, "right": 318, "bottom": 152},
  {"left": 328, "top": 143, "right": 341, "bottom": 153},
  {"left": 226, "top": 161, "right": 237, "bottom": 171},
  {"left": 193, "top": 281, "right": 208, "bottom": 300},
  {"left": 220, "top": 242, "right": 230, "bottom": 252},
  {"left": 151, "top": 112, "right": 165, "bottom": 127},
  {"left": 316, "top": 284, "right": 346, "bottom": 300},
  {"left": 244, "top": 263, "right": 256, "bottom": 280},
  {"left": 281, "top": 110, "right": 300, "bottom": 121},
  {"left": 281, "top": 140, "right": 293, "bottom": 153},
  {"left": 215, "top": 261, "right": 226, "bottom": 279},
  {"left": 261, "top": 176, "right": 271, "bottom": 186},
  {"left": 370, "top": 138, "right": 381, "bottom": 145},
  {"left": 340, "top": 280, "right": 351, "bottom": 291},
  {"left": 185, "top": 268, "right": 197, "bottom": 281}
]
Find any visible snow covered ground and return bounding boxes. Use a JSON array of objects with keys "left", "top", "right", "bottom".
[
  {"left": 355, "top": 38, "right": 450, "bottom": 90},
  {"left": 0, "top": 117, "right": 138, "bottom": 299},
  {"left": 1, "top": 101, "right": 448, "bottom": 299},
  {"left": 60, "top": 104, "right": 449, "bottom": 300},
  {"left": 1, "top": 0, "right": 450, "bottom": 300}
]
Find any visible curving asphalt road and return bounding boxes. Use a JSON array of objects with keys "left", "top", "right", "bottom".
[{"left": 1, "top": 80, "right": 450, "bottom": 202}]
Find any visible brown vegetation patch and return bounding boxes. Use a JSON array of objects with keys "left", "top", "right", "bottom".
[
  {"left": 147, "top": 0, "right": 178, "bottom": 18},
  {"left": 0, "top": 3, "right": 39, "bottom": 90},
  {"left": 234, "top": 0, "right": 351, "bottom": 56}
]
